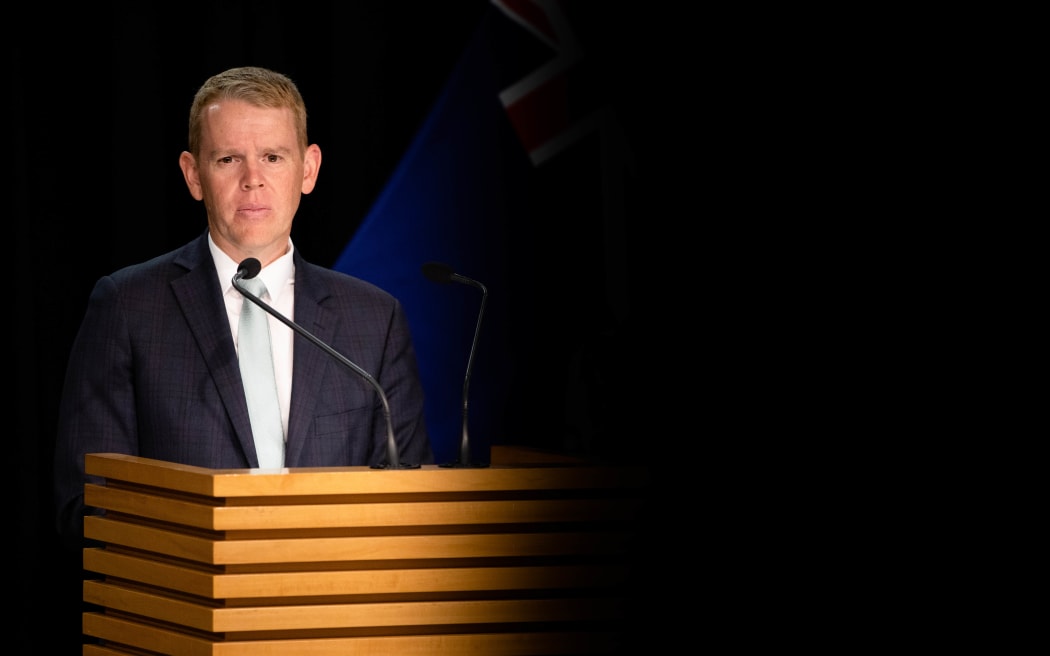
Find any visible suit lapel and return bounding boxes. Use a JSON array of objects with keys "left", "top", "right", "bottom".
[
  {"left": 170, "top": 234, "right": 259, "bottom": 466},
  {"left": 284, "top": 260, "right": 335, "bottom": 467}
]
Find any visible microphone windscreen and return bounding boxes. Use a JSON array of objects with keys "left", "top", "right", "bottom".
[
  {"left": 422, "top": 261, "right": 455, "bottom": 283},
  {"left": 238, "top": 258, "right": 262, "bottom": 280}
]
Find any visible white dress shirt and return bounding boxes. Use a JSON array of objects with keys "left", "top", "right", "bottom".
[{"left": 210, "top": 234, "right": 295, "bottom": 440}]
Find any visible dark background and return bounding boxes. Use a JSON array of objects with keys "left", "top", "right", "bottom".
[{"left": 13, "top": 2, "right": 676, "bottom": 651}]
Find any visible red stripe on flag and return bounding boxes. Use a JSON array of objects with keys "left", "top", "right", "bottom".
[{"left": 504, "top": 70, "right": 571, "bottom": 154}]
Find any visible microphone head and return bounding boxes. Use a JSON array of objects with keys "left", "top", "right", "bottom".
[
  {"left": 422, "top": 261, "right": 455, "bottom": 284},
  {"left": 238, "top": 258, "right": 262, "bottom": 280}
]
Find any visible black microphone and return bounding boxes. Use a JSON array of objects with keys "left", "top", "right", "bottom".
[
  {"left": 233, "top": 258, "right": 419, "bottom": 469},
  {"left": 422, "top": 261, "right": 489, "bottom": 468}
]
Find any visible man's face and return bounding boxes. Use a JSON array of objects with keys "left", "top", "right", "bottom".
[{"left": 180, "top": 99, "right": 321, "bottom": 265}]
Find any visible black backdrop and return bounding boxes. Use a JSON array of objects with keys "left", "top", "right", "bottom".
[{"left": 13, "top": 2, "right": 675, "bottom": 651}]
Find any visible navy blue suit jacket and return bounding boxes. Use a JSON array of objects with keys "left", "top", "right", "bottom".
[{"left": 54, "top": 231, "right": 431, "bottom": 547}]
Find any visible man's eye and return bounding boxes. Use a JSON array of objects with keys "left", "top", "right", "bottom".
[
  {"left": 218, "top": 156, "right": 234, "bottom": 164},
  {"left": 266, "top": 154, "right": 281, "bottom": 163}
]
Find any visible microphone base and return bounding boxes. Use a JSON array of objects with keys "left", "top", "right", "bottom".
[
  {"left": 370, "top": 463, "right": 423, "bottom": 470},
  {"left": 439, "top": 461, "right": 490, "bottom": 469}
]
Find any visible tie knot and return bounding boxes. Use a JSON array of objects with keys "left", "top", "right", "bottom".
[{"left": 242, "top": 277, "right": 267, "bottom": 297}]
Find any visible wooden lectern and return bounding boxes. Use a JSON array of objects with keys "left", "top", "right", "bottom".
[{"left": 80, "top": 446, "right": 650, "bottom": 655}]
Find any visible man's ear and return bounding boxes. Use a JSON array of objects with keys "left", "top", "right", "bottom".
[
  {"left": 179, "top": 151, "right": 204, "bottom": 201},
  {"left": 301, "top": 144, "right": 322, "bottom": 195}
]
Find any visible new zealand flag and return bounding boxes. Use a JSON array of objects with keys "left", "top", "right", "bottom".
[{"left": 334, "top": 0, "right": 635, "bottom": 464}]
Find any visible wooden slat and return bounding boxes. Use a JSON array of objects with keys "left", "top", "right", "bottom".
[
  {"left": 84, "top": 614, "right": 217, "bottom": 656},
  {"left": 84, "top": 549, "right": 218, "bottom": 597},
  {"left": 86, "top": 484, "right": 643, "bottom": 530},
  {"left": 84, "top": 647, "right": 145, "bottom": 656},
  {"left": 85, "top": 453, "right": 648, "bottom": 498},
  {"left": 85, "top": 580, "right": 624, "bottom": 632},
  {"left": 85, "top": 516, "right": 634, "bottom": 564},
  {"left": 85, "top": 516, "right": 220, "bottom": 562},
  {"left": 84, "top": 549, "right": 629, "bottom": 598},
  {"left": 84, "top": 614, "right": 621, "bottom": 655}
]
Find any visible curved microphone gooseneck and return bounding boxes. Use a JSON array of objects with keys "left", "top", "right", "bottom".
[
  {"left": 233, "top": 258, "right": 417, "bottom": 469},
  {"left": 422, "top": 261, "right": 489, "bottom": 468}
]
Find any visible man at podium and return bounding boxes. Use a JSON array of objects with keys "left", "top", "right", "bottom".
[{"left": 53, "top": 66, "right": 433, "bottom": 550}]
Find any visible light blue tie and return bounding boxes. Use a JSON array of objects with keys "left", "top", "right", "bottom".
[{"left": 238, "top": 277, "right": 285, "bottom": 468}]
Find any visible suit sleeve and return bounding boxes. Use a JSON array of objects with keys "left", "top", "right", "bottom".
[{"left": 53, "top": 275, "right": 139, "bottom": 551}]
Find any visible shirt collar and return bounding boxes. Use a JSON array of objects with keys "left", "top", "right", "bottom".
[{"left": 209, "top": 233, "right": 295, "bottom": 301}]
